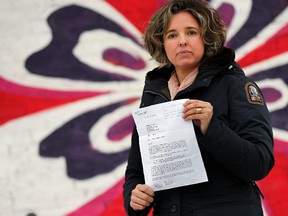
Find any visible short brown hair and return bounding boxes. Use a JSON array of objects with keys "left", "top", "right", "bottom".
[{"left": 143, "top": 0, "right": 227, "bottom": 65}]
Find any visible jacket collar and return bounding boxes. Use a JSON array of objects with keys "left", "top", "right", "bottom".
[
  {"left": 144, "top": 47, "right": 239, "bottom": 100},
  {"left": 146, "top": 47, "right": 236, "bottom": 82}
]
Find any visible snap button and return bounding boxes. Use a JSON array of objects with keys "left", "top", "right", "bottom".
[{"left": 170, "top": 204, "right": 177, "bottom": 213}]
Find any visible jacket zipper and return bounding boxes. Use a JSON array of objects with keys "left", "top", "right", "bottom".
[{"left": 144, "top": 90, "right": 170, "bottom": 102}]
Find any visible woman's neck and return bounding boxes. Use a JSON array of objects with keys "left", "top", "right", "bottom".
[{"left": 175, "top": 67, "right": 199, "bottom": 84}]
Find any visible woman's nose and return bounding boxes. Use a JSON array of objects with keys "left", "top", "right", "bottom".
[{"left": 179, "top": 35, "right": 187, "bottom": 46}]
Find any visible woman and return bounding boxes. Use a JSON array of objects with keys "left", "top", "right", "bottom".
[{"left": 123, "top": 0, "right": 274, "bottom": 215}]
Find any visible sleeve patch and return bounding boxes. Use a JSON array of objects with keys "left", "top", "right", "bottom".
[{"left": 245, "top": 82, "right": 264, "bottom": 105}]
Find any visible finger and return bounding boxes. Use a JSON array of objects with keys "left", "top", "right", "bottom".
[
  {"left": 195, "top": 107, "right": 203, "bottom": 114},
  {"left": 183, "top": 107, "right": 204, "bottom": 119},
  {"left": 183, "top": 101, "right": 204, "bottom": 113},
  {"left": 132, "top": 185, "right": 154, "bottom": 203},
  {"left": 183, "top": 101, "right": 213, "bottom": 115},
  {"left": 132, "top": 191, "right": 154, "bottom": 205},
  {"left": 131, "top": 194, "right": 153, "bottom": 207},
  {"left": 130, "top": 187, "right": 154, "bottom": 211},
  {"left": 136, "top": 184, "right": 155, "bottom": 197},
  {"left": 130, "top": 200, "right": 147, "bottom": 211},
  {"left": 183, "top": 99, "right": 207, "bottom": 107}
]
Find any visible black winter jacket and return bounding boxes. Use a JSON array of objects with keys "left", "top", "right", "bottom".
[{"left": 123, "top": 48, "right": 274, "bottom": 216}]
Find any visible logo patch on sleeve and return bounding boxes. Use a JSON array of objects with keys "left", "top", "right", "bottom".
[{"left": 245, "top": 82, "right": 264, "bottom": 105}]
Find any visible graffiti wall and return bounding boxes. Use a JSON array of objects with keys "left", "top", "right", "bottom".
[{"left": 0, "top": 0, "right": 287, "bottom": 215}]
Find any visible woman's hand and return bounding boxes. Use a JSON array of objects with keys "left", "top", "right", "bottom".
[
  {"left": 130, "top": 184, "right": 154, "bottom": 211},
  {"left": 183, "top": 99, "right": 213, "bottom": 135}
]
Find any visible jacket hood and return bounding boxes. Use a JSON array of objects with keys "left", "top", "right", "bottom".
[
  {"left": 200, "top": 47, "right": 235, "bottom": 72},
  {"left": 146, "top": 47, "right": 240, "bottom": 81}
]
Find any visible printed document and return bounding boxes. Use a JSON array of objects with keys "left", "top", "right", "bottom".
[{"left": 132, "top": 99, "right": 208, "bottom": 191}]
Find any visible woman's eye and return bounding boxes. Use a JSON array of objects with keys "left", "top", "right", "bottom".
[
  {"left": 166, "top": 33, "right": 177, "bottom": 39},
  {"left": 188, "top": 30, "right": 197, "bottom": 36}
]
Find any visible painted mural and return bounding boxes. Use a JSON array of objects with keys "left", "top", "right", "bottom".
[{"left": 0, "top": 0, "right": 287, "bottom": 215}]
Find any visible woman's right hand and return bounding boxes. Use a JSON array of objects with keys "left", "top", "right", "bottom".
[{"left": 130, "top": 184, "right": 155, "bottom": 211}]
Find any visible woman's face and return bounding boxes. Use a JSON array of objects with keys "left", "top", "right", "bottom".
[{"left": 163, "top": 11, "right": 204, "bottom": 72}]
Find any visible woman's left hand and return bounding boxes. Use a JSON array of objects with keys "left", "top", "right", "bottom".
[{"left": 183, "top": 99, "right": 213, "bottom": 135}]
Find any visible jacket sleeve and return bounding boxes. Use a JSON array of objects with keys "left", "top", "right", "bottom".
[
  {"left": 123, "top": 126, "right": 153, "bottom": 216},
  {"left": 199, "top": 76, "right": 274, "bottom": 181}
]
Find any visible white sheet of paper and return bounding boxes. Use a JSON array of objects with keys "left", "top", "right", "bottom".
[{"left": 132, "top": 99, "right": 208, "bottom": 191}]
